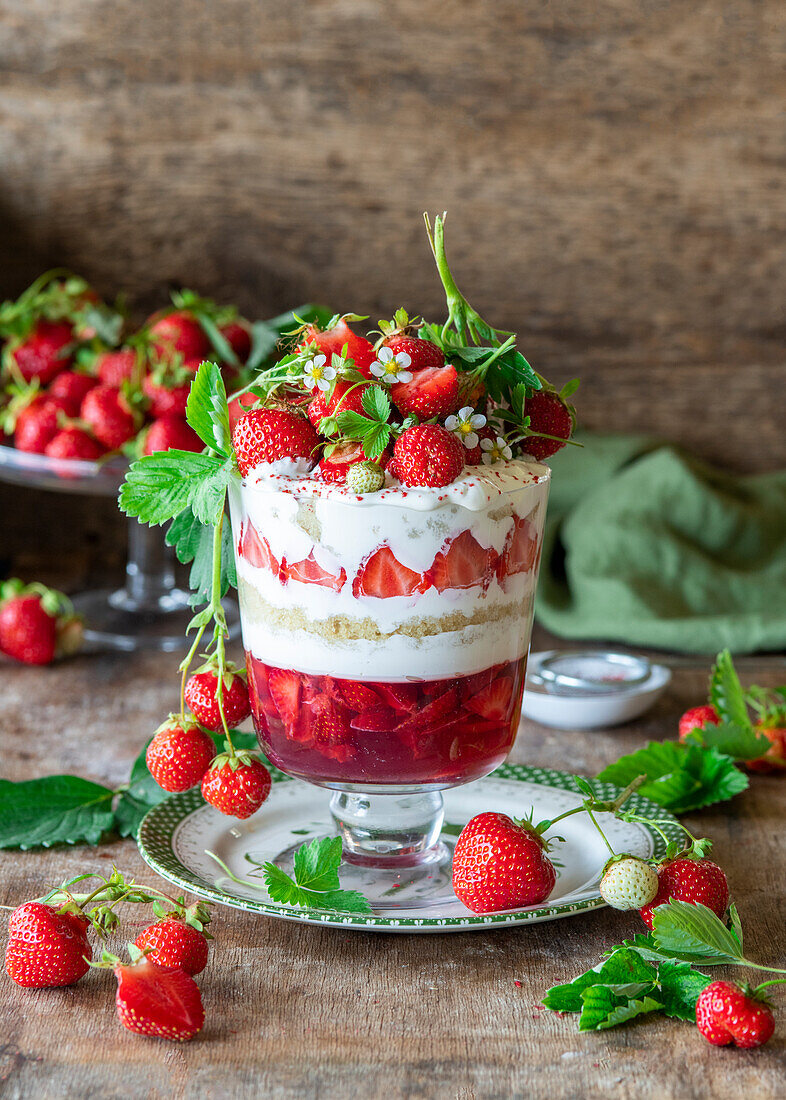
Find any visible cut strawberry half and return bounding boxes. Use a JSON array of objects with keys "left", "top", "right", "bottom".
[
  {"left": 267, "top": 668, "right": 303, "bottom": 735},
  {"left": 390, "top": 364, "right": 460, "bottom": 420},
  {"left": 375, "top": 682, "right": 420, "bottom": 712},
  {"left": 114, "top": 958, "right": 204, "bottom": 1042},
  {"left": 429, "top": 531, "right": 498, "bottom": 592},
  {"left": 394, "top": 688, "right": 459, "bottom": 737},
  {"left": 350, "top": 705, "right": 399, "bottom": 732},
  {"left": 240, "top": 522, "right": 281, "bottom": 576},
  {"left": 284, "top": 552, "right": 346, "bottom": 592},
  {"left": 338, "top": 681, "right": 383, "bottom": 711},
  {"left": 299, "top": 319, "right": 376, "bottom": 377},
  {"left": 497, "top": 514, "right": 540, "bottom": 581},
  {"left": 352, "top": 546, "right": 430, "bottom": 599},
  {"left": 465, "top": 676, "right": 514, "bottom": 722}
]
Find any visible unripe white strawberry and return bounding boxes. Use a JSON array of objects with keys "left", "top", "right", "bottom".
[
  {"left": 345, "top": 460, "right": 385, "bottom": 494},
  {"left": 599, "top": 856, "right": 658, "bottom": 910}
]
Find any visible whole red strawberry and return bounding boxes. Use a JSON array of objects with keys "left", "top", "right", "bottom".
[
  {"left": 146, "top": 716, "right": 216, "bottom": 793},
  {"left": 393, "top": 424, "right": 464, "bottom": 488},
  {"left": 0, "top": 581, "right": 80, "bottom": 665},
  {"left": 95, "top": 349, "right": 141, "bottom": 388},
  {"left": 81, "top": 385, "right": 138, "bottom": 450},
  {"left": 14, "top": 399, "right": 67, "bottom": 454},
  {"left": 696, "top": 981, "right": 775, "bottom": 1049},
  {"left": 307, "top": 379, "right": 370, "bottom": 428},
  {"left": 113, "top": 956, "right": 204, "bottom": 1042},
  {"left": 678, "top": 704, "right": 720, "bottom": 741},
  {"left": 747, "top": 724, "right": 786, "bottom": 773},
  {"left": 390, "top": 364, "right": 460, "bottom": 420},
  {"left": 220, "top": 320, "right": 252, "bottom": 364},
  {"left": 134, "top": 917, "right": 209, "bottom": 976},
  {"left": 5, "top": 902, "right": 92, "bottom": 987},
  {"left": 452, "top": 812, "right": 557, "bottom": 914},
  {"left": 6, "top": 320, "right": 74, "bottom": 385},
  {"left": 143, "top": 416, "right": 203, "bottom": 456},
  {"left": 639, "top": 855, "right": 729, "bottom": 929},
  {"left": 142, "top": 360, "right": 196, "bottom": 419},
  {"left": 232, "top": 407, "right": 320, "bottom": 477},
  {"left": 47, "top": 371, "right": 99, "bottom": 416},
  {"left": 523, "top": 391, "right": 573, "bottom": 461},
  {"left": 184, "top": 664, "right": 251, "bottom": 731},
  {"left": 383, "top": 333, "right": 444, "bottom": 373},
  {"left": 45, "top": 426, "right": 104, "bottom": 461},
  {"left": 201, "top": 750, "right": 271, "bottom": 819},
  {"left": 148, "top": 309, "right": 210, "bottom": 362},
  {"left": 298, "top": 318, "right": 375, "bottom": 375}
]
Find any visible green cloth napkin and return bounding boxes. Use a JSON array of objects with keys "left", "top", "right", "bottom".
[{"left": 535, "top": 434, "right": 786, "bottom": 654}]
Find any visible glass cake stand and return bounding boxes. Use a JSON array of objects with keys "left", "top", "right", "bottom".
[{"left": 0, "top": 443, "right": 238, "bottom": 652}]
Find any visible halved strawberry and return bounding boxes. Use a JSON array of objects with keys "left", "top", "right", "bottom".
[
  {"left": 390, "top": 364, "right": 460, "bottom": 420},
  {"left": 465, "top": 676, "right": 514, "bottom": 723},
  {"left": 315, "top": 440, "right": 375, "bottom": 485},
  {"left": 375, "top": 682, "right": 420, "bottom": 713},
  {"left": 311, "top": 706, "right": 356, "bottom": 761},
  {"left": 240, "top": 522, "right": 280, "bottom": 575},
  {"left": 497, "top": 514, "right": 539, "bottom": 581},
  {"left": 394, "top": 688, "right": 459, "bottom": 737},
  {"left": 284, "top": 552, "right": 346, "bottom": 592},
  {"left": 430, "top": 531, "right": 498, "bottom": 592},
  {"left": 352, "top": 546, "right": 429, "bottom": 599},
  {"left": 350, "top": 706, "right": 399, "bottom": 732},
  {"left": 307, "top": 380, "right": 370, "bottom": 429},
  {"left": 268, "top": 668, "right": 302, "bottom": 734},
  {"left": 299, "top": 319, "right": 375, "bottom": 376},
  {"left": 338, "top": 681, "right": 383, "bottom": 711},
  {"left": 113, "top": 957, "right": 204, "bottom": 1042}
]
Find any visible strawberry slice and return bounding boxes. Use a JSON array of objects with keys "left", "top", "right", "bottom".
[
  {"left": 375, "top": 682, "right": 420, "bottom": 712},
  {"left": 352, "top": 546, "right": 429, "bottom": 599},
  {"left": 267, "top": 668, "right": 303, "bottom": 736},
  {"left": 284, "top": 552, "right": 346, "bottom": 591},
  {"left": 390, "top": 364, "right": 460, "bottom": 420},
  {"left": 465, "top": 676, "right": 514, "bottom": 723},
  {"left": 497, "top": 515, "right": 540, "bottom": 581},
  {"left": 300, "top": 319, "right": 375, "bottom": 376},
  {"left": 114, "top": 958, "right": 204, "bottom": 1042},
  {"left": 350, "top": 706, "right": 399, "bottom": 732},
  {"left": 430, "top": 531, "right": 498, "bottom": 592},
  {"left": 240, "top": 522, "right": 280, "bottom": 576},
  {"left": 394, "top": 688, "right": 458, "bottom": 737},
  {"left": 338, "top": 680, "right": 383, "bottom": 711}
]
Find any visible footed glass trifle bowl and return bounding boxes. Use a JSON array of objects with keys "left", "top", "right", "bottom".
[{"left": 229, "top": 457, "right": 549, "bottom": 905}]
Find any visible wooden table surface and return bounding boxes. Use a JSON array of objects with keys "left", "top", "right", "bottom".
[{"left": 2, "top": 643, "right": 785, "bottom": 1099}]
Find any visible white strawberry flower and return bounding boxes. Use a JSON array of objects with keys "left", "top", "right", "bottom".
[
  {"left": 302, "top": 354, "right": 337, "bottom": 392},
  {"left": 480, "top": 435, "right": 513, "bottom": 465},
  {"left": 445, "top": 406, "right": 487, "bottom": 450},
  {"left": 370, "top": 346, "right": 413, "bottom": 384}
]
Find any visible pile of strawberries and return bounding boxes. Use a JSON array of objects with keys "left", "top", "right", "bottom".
[
  {"left": 5, "top": 871, "right": 212, "bottom": 1042},
  {"left": 0, "top": 273, "right": 251, "bottom": 463}
]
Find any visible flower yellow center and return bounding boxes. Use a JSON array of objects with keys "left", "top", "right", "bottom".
[{"left": 459, "top": 421, "right": 472, "bottom": 434}]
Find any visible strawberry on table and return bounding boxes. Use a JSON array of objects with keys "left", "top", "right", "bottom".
[
  {"left": 5, "top": 901, "right": 92, "bottom": 988},
  {"left": 696, "top": 981, "right": 775, "bottom": 1049},
  {"left": 678, "top": 704, "right": 720, "bottom": 741},
  {"left": 599, "top": 856, "right": 659, "bottom": 910},
  {"left": 0, "top": 579, "right": 82, "bottom": 665},
  {"left": 113, "top": 956, "right": 205, "bottom": 1042},
  {"left": 201, "top": 749, "right": 272, "bottom": 818},
  {"left": 146, "top": 716, "right": 216, "bottom": 793},
  {"left": 639, "top": 853, "right": 729, "bottom": 929},
  {"left": 452, "top": 812, "right": 557, "bottom": 913},
  {"left": 134, "top": 916, "right": 210, "bottom": 976}
]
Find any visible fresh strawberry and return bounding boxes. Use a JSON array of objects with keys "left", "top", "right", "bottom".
[
  {"left": 228, "top": 391, "right": 259, "bottom": 429},
  {"left": 746, "top": 725, "right": 786, "bottom": 773},
  {"left": 14, "top": 399, "right": 66, "bottom": 454},
  {"left": 134, "top": 917, "right": 209, "bottom": 976},
  {"left": 497, "top": 514, "right": 540, "bottom": 581},
  {"left": 639, "top": 856, "right": 729, "bottom": 929},
  {"left": 390, "top": 364, "right": 460, "bottom": 420},
  {"left": 284, "top": 552, "right": 346, "bottom": 591},
  {"left": 381, "top": 333, "right": 445, "bottom": 373},
  {"left": 307, "top": 379, "right": 370, "bottom": 429},
  {"left": 48, "top": 371, "right": 99, "bottom": 415},
  {"left": 392, "top": 424, "right": 464, "bottom": 488},
  {"left": 143, "top": 416, "right": 203, "bottom": 456},
  {"left": 184, "top": 664, "right": 251, "bottom": 731},
  {"left": 345, "top": 460, "right": 385, "bottom": 494},
  {"left": 95, "top": 349, "right": 141, "bottom": 388},
  {"left": 696, "top": 981, "right": 775, "bottom": 1049},
  {"left": 220, "top": 320, "right": 252, "bottom": 363},
  {"left": 678, "top": 704, "right": 720, "bottom": 741},
  {"left": 0, "top": 581, "right": 80, "bottom": 665},
  {"left": 430, "top": 530, "right": 497, "bottom": 591},
  {"left": 452, "top": 812, "right": 557, "bottom": 913},
  {"left": 299, "top": 318, "right": 375, "bottom": 375},
  {"left": 113, "top": 956, "right": 204, "bottom": 1042},
  {"left": 599, "top": 856, "right": 659, "bottom": 910},
  {"left": 201, "top": 750, "right": 272, "bottom": 818},
  {"left": 465, "top": 676, "right": 514, "bottom": 723},
  {"left": 267, "top": 668, "right": 302, "bottom": 733},
  {"left": 142, "top": 360, "right": 196, "bottom": 419},
  {"left": 80, "top": 385, "right": 138, "bottom": 450},
  {"left": 45, "top": 427, "right": 104, "bottom": 461},
  {"left": 231, "top": 407, "right": 320, "bottom": 477},
  {"left": 146, "top": 716, "right": 216, "bottom": 793},
  {"left": 239, "top": 522, "right": 280, "bottom": 574},
  {"left": 5, "top": 320, "right": 73, "bottom": 385},
  {"left": 148, "top": 309, "right": 210, "bottom": 362},
  {"left": 5, "top": 901, "right": 92, "bottom": 987},
  {"left": 523, "top": 391, "right": 573, "bottom": 460},
  {"left": 352, "top": 545, "right": 429, "bottom": 598}
]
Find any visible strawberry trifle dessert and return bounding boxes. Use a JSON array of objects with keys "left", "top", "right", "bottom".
[{"left": 228, "top": 216, "right": 575, "bottom": 870}]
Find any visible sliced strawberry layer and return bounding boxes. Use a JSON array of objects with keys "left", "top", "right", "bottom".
[
  {"left": 498, "top": 514, "right": 540, "bottom": 581},
  {"left": 267, "top": 668, "right": 303, "bottom": 738},
  {"left": 375, "top": 682, "right": 420, "bottom": 712},
  {"left": 465, "top": 676, "right": 514, "bottom": 722},
  {"left": 284, "top": 552, "right": 346, "bottom": 592},
  {"left": 430, "top": 531, "right": 498, "bottom": 592},
  {"left": 352, "top": 545, "right": 429, "bottom": 599},
  {"left": 240, "top": 522, "right": 280, "bottom": 576},
  {"left": 339, "top": 681, "right": 383, "bottom": 711},
  {"left": 350, "top": 706, "right": 399, "bottom": 732}
]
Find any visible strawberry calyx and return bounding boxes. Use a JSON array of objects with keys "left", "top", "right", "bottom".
[
  {"left": 149, "top": 898, "right": 213, "bottom": 937},
  {"left": 208, "top": 744, "right": 262, "bottom": 775},
  {"left": 372, "top": 307, "right": 421, "bottom": 349},
  {"left": 601, "top": 852, "right": 653, "bottom": 876},
  {"left": 191, "top": 653, "right": 246, "bottom": 695}
]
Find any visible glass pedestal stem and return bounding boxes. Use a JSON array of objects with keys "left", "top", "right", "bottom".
[{"left": 330, "top": 790, "right": 446, "bottom": 868}]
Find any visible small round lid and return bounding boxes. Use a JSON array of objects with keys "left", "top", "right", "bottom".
[{"left": 536, "top": 651, "right": 652, "bottom": 697}]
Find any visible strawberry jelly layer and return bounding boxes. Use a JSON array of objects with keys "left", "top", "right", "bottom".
[
  {"left": 229, "top": 458, "right": 550, "bottom": 681},
  {"left": 247, "top": 656, "right": 527, "bottom": 787}
]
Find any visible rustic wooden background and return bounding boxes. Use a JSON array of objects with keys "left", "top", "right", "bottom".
[{"left": 1, "top": 0, "right": 784, "bottom": 579}]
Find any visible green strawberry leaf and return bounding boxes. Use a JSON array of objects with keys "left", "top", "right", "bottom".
[
  {"left": 709, "top": 649, "right": 749, "bottom": 729},
  {"left": 578, "top": 985, "right": 662, "bottom": 1032},
  {"left": 188, "top": 457, "right": 234, "bottom": 526},
  {"left": 185, "top": 360, "right": 231, "bottom": 456},
  {"left": 165, "top": 505, "right": 237, "bottom": 607},
  {"left": 361, "top": 385, "right": 391, "bottom": 421},
  {"left": 119, "top": 451, "right": 228, "bottom": 527},
  {"left": 651, "top": 900, "right": 746, "bottom": 964},
  {"left": 596, "top": 741, "right": 748, "bottom": 812},
  {"left": 685, "top": 719, "right": 771, "bottom": 761},
  {"left": 656, "top": 961, "right": 712, "bottom": 1020},
  {"left": 292, "top": 836, "right": 342, "bottom": 892},
  {"left": 0, "top": 776, "right": 117, "bottom": 849},
  {"left": 261, "top": 835, "right": 372, "bottom": 914},
  {"left": 543, "top": 948, "right": 657, "bottom": 1014}
]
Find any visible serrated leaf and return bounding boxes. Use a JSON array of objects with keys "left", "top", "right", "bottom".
[
  {"left": 596, "top": 741, "right": 748, "bottom": 812},
  {"left": 166, "top": 506, "right": 236, "bottom": 607},
  {"left": 0, "top": 776, "right": 116, "bottom": 849},
  {"left": 651, "top": 901, "right": 745, "bottom": 964},
  {"left": 335, "top": 410, "right": 374, "bottom": 437},
  {"left": 186, "top": 360, "right": 231, "bottom": 455},
  {"left": 543, "top": 948, "right": 657, "bottom": 1013},
  {"left": 292, "top": 836, "right": 342, "bottom": 892},
  {"left": 710, "top": 649, "right": 749, "bottom": 729},
  {"left": 188, "top": 457, "right": 233, "bottom": 525},
  {"left": 364, "top": 423, "right": 391, "bottom": 460},
  {"left": 261, "top": 863, "right": 372, "bottom": 914},
  {"left": 119, "top": 451, "right": 225, "bottom": 527},
  {"left": 656, "top": 961, "right": 712, "bottom": 1020},
  {"left": 361, "top": 385, "right": 391, "bottom": 422},
  {"left": 609, "top": 931, "right": 731, "bottom": 969},
  {"left": 578, "top": 985, "right": 662, "bottom": 1031},
  {"left": 687, "top": 719, "right": 771, "bottom": 761},
  {"left": 511, "top": 382, "right": 527, "bottom": 421},
  {"left": 728, "top": 903, "right": 744, "bottom": 953}
]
